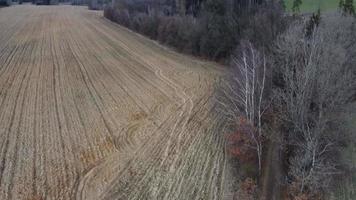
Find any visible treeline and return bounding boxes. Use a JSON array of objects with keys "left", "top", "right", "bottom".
[
  {"left": 104, "top": 0, "right": 286, "bottom": 61},
  {"left": 218, "top": 7, "right": 356, "bottom": 200},
  {"left": 0, "top": 0, "right": 11, "bottom": 6}
]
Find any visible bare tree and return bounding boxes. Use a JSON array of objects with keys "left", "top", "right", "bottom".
[
  {"left": 273, "top": 14, "right": 356, "bottom": 193},
  {"left": 217, "top": 41, "right": 268, "bottom": 175}
]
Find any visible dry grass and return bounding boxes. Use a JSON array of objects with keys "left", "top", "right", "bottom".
[{"left": 0, "top": 5, "right": 226, "bottom": 200}]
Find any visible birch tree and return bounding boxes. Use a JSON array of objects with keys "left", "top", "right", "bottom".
[{"left": 217, "top": 41, "right": 268, "bottom": 174}]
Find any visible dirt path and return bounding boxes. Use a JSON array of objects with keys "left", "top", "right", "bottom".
[{"left": 0, "top": 5, "right": 226, "bottom": 200}]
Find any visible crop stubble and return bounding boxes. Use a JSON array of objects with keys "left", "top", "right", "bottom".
[{"left": 0, "top": 5, "right": 225, "bottom": 200}]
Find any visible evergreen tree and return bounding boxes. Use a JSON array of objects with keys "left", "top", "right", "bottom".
[
  {"left": 306, "top": 9, "right": 321, "bottom": 37},
  {"left": 339, "top": 0, "right": 345, "bottom": 9},
  {"left": 343, "top": 0, "right": 355, "bottom": 15},
  {"left": 280, "top": 0, "right": 286, "bottom": 10},
  {"left": 292, "top": 0, "right": 302, "bottom": 14}
]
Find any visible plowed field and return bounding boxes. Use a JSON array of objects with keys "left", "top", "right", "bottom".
[{"left": 0, "top": 5, "right": 226, "bottom": 200}]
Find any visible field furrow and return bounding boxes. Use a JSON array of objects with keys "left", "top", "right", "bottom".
[{"left": 0, "top": 5, "right": 225, "bottom": 200}]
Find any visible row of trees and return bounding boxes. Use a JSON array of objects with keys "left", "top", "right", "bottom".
[
  {"left": 104, "top": 0, "right": 281, "bottom": 61},
  {"left": 218, "top": 9, "right": 356, "bottom": 200}
]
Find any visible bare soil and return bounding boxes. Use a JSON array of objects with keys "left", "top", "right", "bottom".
[{"left": 0, "top": 5, "right": 226, "bottom": 200}]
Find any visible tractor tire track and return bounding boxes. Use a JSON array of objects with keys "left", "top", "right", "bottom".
[{"left": 0, "top": 5, "right": 225, "bottom": 200}]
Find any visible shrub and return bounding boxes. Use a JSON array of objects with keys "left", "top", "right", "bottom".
[
  {"left": 157, "top": 16, "right": 181, "bottom": 47},
  {"left": 286, "top": 181, "right": 322, "bottom": 200},
  {"left": 234, "top": 178, "right": 258, "bottom": 200},
  {"left": 131, "top": 13, "right": 159, "bottom": 39},
  {"left": 226, "top": 117, "right": 258, "bottom": 165},
  {"left": 104, "top": 6, "right": 131, "bottom": 27},
  {"left": 176, "top": 16, "right": 202, "bottom": 54}
]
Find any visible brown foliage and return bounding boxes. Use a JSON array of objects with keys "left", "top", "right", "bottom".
[
  {"left": 234, "top": 178, "right": 258, "bottom": 200},
  {"left": 226, "top": 117, "right": 258, "bottom": 164},
  {"left": 286, "top": 182, "right": 322, "bottom": 200}
]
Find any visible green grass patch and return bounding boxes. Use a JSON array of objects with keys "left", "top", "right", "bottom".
[{"left": 284, "top": 0, "right": 355, "bottom": 13}]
